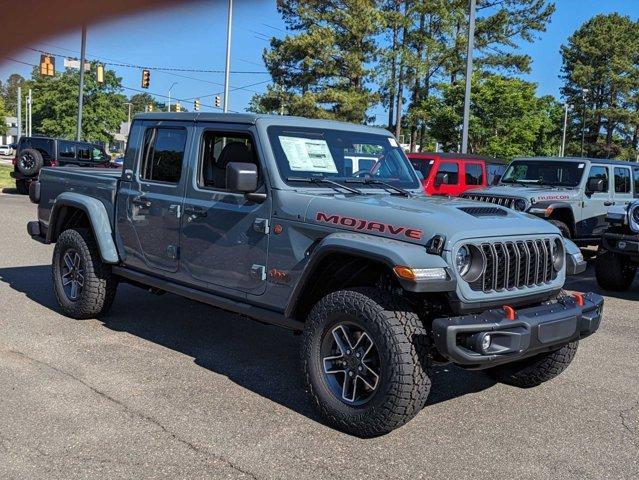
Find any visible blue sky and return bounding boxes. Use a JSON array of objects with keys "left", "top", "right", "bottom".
[{"left": 1, "top": 0, "right": 637, "bottom": 122}]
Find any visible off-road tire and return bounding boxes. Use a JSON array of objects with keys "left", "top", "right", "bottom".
[
  {"left": 16, "top": 148, "right": 43, "bottom": 176},
  {"left": 15, "top": 180, "right": 29, "bottom": 195},
  {"left": 549, "top": 219, "right": 571, "bottom": 238},
  {"left": 301, "top": 288, "right": 431, "bottom": 437},
  {"left": 52, "top": 228, "right": 118, "bottom": 319},
  {"left": 595, "top": 250, "right": 636, "bottom": 291},
  {"left": 486, "top": 341, "right": 578, "bottom": 388}
]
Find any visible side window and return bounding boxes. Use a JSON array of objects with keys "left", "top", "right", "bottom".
[
  {"left": 614, "top": 167, "right": 631, "bottom": 194},
  {"left": 77, "top": 145, "right": 91, "bottom": 160},
  {"left": 409, "top": 159, "right": 434, "bottom": 179},
  {"left": 140, "top": 128, "right": 187, "bottom": 184},
  {"left": 465, "top": 163, "right": 483, "bottom": 185},
  {"left": 439, "top": 162, "right": 459, "bottom": 184},
  {"left": 58, "top": 141, "right": 76, "bottom": 159},
  {"left": 633, "top": 168, "right": 639, "bottom": 196},
  {"left": 487, "top": 163, "right": 505, "bottom": 185},
  {"left": 197, "top": 131, "right": 255, "bottom": 190},
  {"left": 587, "top": 166, "right": 609, "bottom": 192}
]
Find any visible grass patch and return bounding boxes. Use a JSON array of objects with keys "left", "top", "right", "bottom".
[{"left": 0, "top": 164, "right": 15, "bottom": 189}]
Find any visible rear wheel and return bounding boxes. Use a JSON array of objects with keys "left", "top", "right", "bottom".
[
  {"left": 301, "top": 288, "right": 431, "bottom": 437},
  {"left": 52, "top": 228, "right": 118, "bottom": 319},
  {"left": 15, "top": 179, "right": 29, "bottom": 195},
  {"left": 595, "top": 250, "right": 636, "bottom": 291},
  {"left": 487, "top": 341, "right": 578, "bottom": 388}
]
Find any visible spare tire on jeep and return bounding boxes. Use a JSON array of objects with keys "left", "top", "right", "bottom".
[{"left": 17, "top": 148, "right": 44, "bottom": 177}]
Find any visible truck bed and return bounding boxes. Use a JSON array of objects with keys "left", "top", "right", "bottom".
[{"left": 37, "top": 167, "right": 121, "bottom": 230}]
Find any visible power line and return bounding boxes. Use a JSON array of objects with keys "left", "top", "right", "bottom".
[{"left": 27, "top": 47, "right": 267, "bottom": 74}]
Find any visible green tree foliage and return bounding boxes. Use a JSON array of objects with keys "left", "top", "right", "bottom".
[
  {"left": 128, "top": 93, "right": 165, "bottom": 116},
  {"left": 427, "top": 74, "right": 561, "bottom": 159},
  {"left": 0, "top": 95, "right": 7, "bottom": 135},
  {"left": 560, "top": 13, "right": 639, "bottom": 159},
  {"left": 250, "top": 0, "right": 383, "bottom": 123},
  {"left": 29, "top": 63, "right": 126, "bottom": 143},
  {"left": 1, "top": 73, "right": 27, "bottom": 116}
]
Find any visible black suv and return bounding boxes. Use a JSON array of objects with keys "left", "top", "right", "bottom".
[{"left": 11, "top": 136, "right": 113, "bottom": 194}]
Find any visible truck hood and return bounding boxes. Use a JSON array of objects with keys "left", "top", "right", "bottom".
[
  {"left": 304, "top": 194, "right": 559, "bottom": 250},
  {"left": 471, "top": 184, "right": 580, "bottom": 203}
]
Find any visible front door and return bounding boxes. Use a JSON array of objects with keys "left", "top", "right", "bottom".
[
  {"left": 178, "top": 124, "right": 270, "bottom": 295},
  {"left": 578, "top": 164, "right": 612, "bottom": 237},
  {"left": 430, "top": 161, "right": 460, "bottom": 196},
  {"left": 119, "top": 122, "right": 192, "bottom": 273}
]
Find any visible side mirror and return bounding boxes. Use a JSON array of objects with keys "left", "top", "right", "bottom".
[
  {"left": 434, "top": 172, "right": 449, "bottom": 187},
  {"left": 226, "top": 162, "right": 258, "bottom": 193},
  {"left": 586, "top": 178, "right": 605, "bottom": 193}
]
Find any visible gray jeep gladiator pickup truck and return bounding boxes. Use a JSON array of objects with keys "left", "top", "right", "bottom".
[
  {"left": 27, "top": 113, "right": 603, "bottom": 437},
  {"left": 462, "top": 157, "right": 638, "bottom": 245},
  {"left": 594, "top": 200, "right": 639, "bottom": 291}
]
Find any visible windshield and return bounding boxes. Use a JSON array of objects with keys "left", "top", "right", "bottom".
[
  {"left": 501, "top": 160, "right": 585, "bottom": 187},
  {"left": 267, "top": 126, "right": 420, "bottom": 190}
]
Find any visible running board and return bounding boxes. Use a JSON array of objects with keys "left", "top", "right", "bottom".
[{"left": 112, "top": 266, "right": 303, "bottom": 331}]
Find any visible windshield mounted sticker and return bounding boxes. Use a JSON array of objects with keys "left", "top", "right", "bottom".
[
  {"left": 279, "top": 136, "right": 338, "bottom": 173},
  {"left": 388, "top": 137, "right": 399, "bottom": 148}
]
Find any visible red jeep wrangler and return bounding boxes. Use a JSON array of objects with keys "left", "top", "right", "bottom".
[{"left": 408, "top": 153, "right": 506, "bottom": 196}]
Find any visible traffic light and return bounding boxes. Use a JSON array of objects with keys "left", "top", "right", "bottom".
[
  {"left": 175, "top": 102, "right": 182, "bottom": 112},
  {"left": 194, "top": 99, "right": 201, "bottom": 111},
  {"left": 96, "top": 64, "right": 104, "bottom": 84},
  {"left": 214, "top": 95, "right": 221, "bottom": 108},
  {"left": 141, "top": 69, "right": 150, "bottom": 89},
  {"left": 40, "top": 54, "right": 55, "bottom": 77}
]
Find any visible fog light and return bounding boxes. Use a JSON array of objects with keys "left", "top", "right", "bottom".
[{"left": 479, "top": 333, "right": 492, "bottom": 353}]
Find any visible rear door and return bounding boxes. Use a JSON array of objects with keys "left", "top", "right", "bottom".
[
  {"left": 57, "top": 141, "right": 77, "bottom": 166},
  {"left": 463, "top": 161, "right": 484, "bottom": 192},
  {"left": 118, "top": 121, "right": 193, "bottom": 273},
  {"left": 612, "top": 165, "right": 633, "bottom": 207}
]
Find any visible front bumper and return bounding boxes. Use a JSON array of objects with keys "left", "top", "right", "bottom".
[
  {"left": 432, "top": 293, "right": 603, "bottom": 369},
  {"left": 602, "top": 232, "right": 639, "bottom": 257}
]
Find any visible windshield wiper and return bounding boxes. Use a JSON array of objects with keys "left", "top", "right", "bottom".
[
  {"left": 287, "top": 176, "right": 363, "bottom": 195},
  {"left": 346, "top": 178, "right": 411, "bottom": 197}
]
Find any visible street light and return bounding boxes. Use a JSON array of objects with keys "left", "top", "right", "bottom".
[
  {"left": 580, "top": 88, "right": 589, "bottom": 157},
  {"left": 461, "top": 0, "right": 477, "bottom": 154},
  {"left": 560, "top": 103, "right": 573, "bottom": 157},
  {"left": 168, "top": 82, "right": 178, "bottom": 112},
  {"left": 223, "top": 0, "right": 233, "bottom": 113}
]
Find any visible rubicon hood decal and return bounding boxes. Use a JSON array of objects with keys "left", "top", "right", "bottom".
[{"left": 316, "top": 212, "right": 423, "bottom": 240}]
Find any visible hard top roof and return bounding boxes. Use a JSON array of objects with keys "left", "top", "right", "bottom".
[
  {"left": 514, "top": 156, "right": 636, "bottom": 166},
  {"left": 408, "top": 152, "right": 506, "bottom": 163},
  {"left": 132, "top": 112, "right": 391, "bottom": 136}
]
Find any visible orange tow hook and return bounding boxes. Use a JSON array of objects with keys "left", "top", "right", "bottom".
[
  {"left": 503, "top": 305, "right": 516, "bottom": 321},
  {"left": 572, "top": 292, "right": 585, "bottom": 306}
]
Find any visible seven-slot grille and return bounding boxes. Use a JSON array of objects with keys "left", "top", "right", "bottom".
[
  {"left": 462, "top": 194, "right": 520, "bottom": 209},
  {"left": 468, "top": 238, "right": 557, "bottom": 293}
]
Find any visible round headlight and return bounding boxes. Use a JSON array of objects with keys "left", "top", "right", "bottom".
[
  {"left": 456, "top": 245, "right": 472, "bottom": 277},
  {"left": 513, "top": 199, "right": 527, "bottom": 211},
  {"left": 552, "top": 238, "right": 564, "bottom": 271}
]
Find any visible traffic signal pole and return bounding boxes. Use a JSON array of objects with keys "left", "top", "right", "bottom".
[
  {"left": 223, "top": 0, "right": 233, "bottom": 113},
  {"left": 76, "top": 25, "right": 87, "bottom": 141}
]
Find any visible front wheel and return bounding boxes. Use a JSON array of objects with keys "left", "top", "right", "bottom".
[
  {"left": 52, "top": 228, "right": 118, "bottom": 319},
  {"left": 301, "top": 288, "right": 431, "bottom": 437},
  {"left": 549, "top": 219, "right": 571, "bottom": 238},
  {"left": 486, "top": 341, "right": 578, "bottom": 388},
  {"left": 595, "top": 250, "right": 636, "bottom": 291}
]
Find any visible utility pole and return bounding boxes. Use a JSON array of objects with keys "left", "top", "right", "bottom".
[
  {"left": 560, "top": 103, "right": 571, "bottom": 157},
  {"left": 76, "top": 25, "right": 87, "bottom": 141},
  {"left": 223, "top": 0, "right": 233, "bottom": 113},
  {"left": 16, "top": 86, "right": 22, "bottom": 140},
  {"left": 28, "top": 89, "right": 32, "bottom": 136},
  {"left": 580, "top": 88, "right": 589, "bottom": 158},
  {"left": 461, "top": 0, "right": 476, "bottom": 154},
  {"left": 168, "top": 82, "right": 177, "bottom": 112}
]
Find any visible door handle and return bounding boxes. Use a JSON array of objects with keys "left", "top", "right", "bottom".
[
  {"left": 132, "top": 196, "right": 152, "bottom": 208},
  {"left": 184, "top": 205, "right": 207, "bottom": 218},
  {"left": 603, "top": 201, "right": 614, "bottom": 206}
]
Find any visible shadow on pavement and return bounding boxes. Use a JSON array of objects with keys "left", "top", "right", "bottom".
[
  {"left": 1, "top": 187, "right": 19, "bottom": 194},
  {"left": 0, "top": 264, "right": 498, "bottom": 425}
]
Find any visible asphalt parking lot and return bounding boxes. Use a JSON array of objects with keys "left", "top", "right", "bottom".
[{"left": 0, "top": 192, "right": 637, "bottom": 480}]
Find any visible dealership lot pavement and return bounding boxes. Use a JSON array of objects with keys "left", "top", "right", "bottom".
[{"left": 0, "top": 193, "right": 637, "bottom": 479}]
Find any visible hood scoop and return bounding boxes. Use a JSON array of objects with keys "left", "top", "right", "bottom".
[{"left": 458, "top": 206, "right": 508, "bottom": 218}]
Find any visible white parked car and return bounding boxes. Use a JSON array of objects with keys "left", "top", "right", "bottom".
[{"left": 0, "top": 145, "right": 14, "bottom": 156}]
